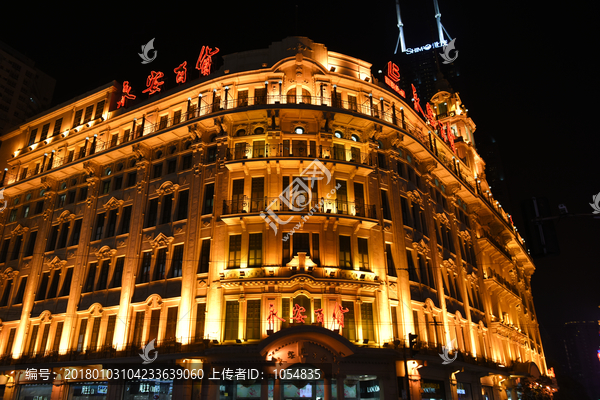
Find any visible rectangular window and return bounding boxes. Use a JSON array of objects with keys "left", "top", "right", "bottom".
[
  {"left": 159, "top": 115, "right": 168, "bottom": 130},
  {"left": 0, "top": 239, "right": 10, "bottom": 263},
  {"left": 224, "top": 301, "right": 239, "bottom": 340},
  {"left": 57, "top": 222, "right": 69, "bottom": 249},
  {"left": 73, "top": 109, "right": 83, "bottom": 128},
  {"left": 76, "top": 319, "right": 87, "bottom": 352},
  {"left": 293, "top": 233, "right": 310, "bottom": 257},
  {"left": 0, "top": 279, "right": 13, "bottom": 307},
  {"left": 23, "top": 205, "right": 30, "bottom": 218},
  {"left": 238, "top": 90, "right": 249, "bottom": 107},
  {"left": 126, "top": 172, "right": 137, "bottom": 188},
  {"left": 101, "top": 180, "right": 110, "bottom": 195},
  {"left": 182, "top": 154, "right": 193, "bottom": 169},
  {"left": 148, "top": 309, "right": 160, "bottom": 343},
  {"left": 67, "top": 190, "right": 76, "bottom": 204},
  {"left": 83, "top": 105, "right": 94, "bottom": 123},
  {"left": 228, "top": 235, "right": 242, "bottom": 268},
  {"left": 35, "top": 273, "right": 49, "bottom": 301},
  {"left": 161, "top": 195, "right": 172, "bottom": 224},
  {"left": 173, "top": 110, "right": 182, "bottom": 125},
  {"left": 113, "top": 175, "right": 123, "bottom": 191},
  {"left": 94, "top": 213, "right": 105, "bottom": 240},
  {"left": 338, "top": 235, "right": 352, "bottom": 269},
  {"left": 152, "top": 163, "right": 163, "bottom": 179},
  {"left": 169, "top": 244, "right": 184, "bottom": 278},
  {"left": 96, "top": 259, "right": 110, "bottom": 291},
  {"left": 386, "top": 243, "right": 396, "bottom": 277},
  {"left": 111, "top": 257, "right": 124, "bottom": 288},
  {"left": 89, "top": 317, "right": 101, "bottom": 351},
  {"left": 361, "top": 303, "right": 375, "bottom": 342},
  {"left": 348, "top": 95, "right": 357, "bottom": 111},
  {"left": 246, "top": 299, "right": 261, "bottom": 340},
  {"left": 206, "top": 147, "right": 217, "bottom": 163},
  {"left": 283, "top": 233, "right": 291, "bottom": 266},
  {"left": 40, "top": 123, "right": 50, "bottom": 141},
  {"left": 52, "top": 322, "right": 63, "bottom": 353},
  {"left": 34, "top": 200, "right": 44, "bottom": 215},
  {"left": 105, "top": 209, "right": 118, "bottom": 238},
  {"left": 57, "top": 194, "right": 68, "bottom": 208},
  {"left": 167, "top": 158, "right": 177, "bottom": 174},
  {"left": 231, "top": 179, "right": 245, "bottom": 213},
  {"left": 146, "top": 198, "right": 158, "bottom": 227},
  {"left": 381, "top": 190, "right": 391, "bottom": 220},
  {"left": 153, "top": 248, "right": 167, "bottom": 280},
  {"left": 83, "top": 262, "right": 97, "bottom": 293},
  {"left": 28, "top": 324, "right": 39, "bottom": 355},
  {"left": 255, "top": 88, "right": 266, "bottom": 105},
  {"left": 357, "top": 238, "right": 369, "bottom": 271},
  {"left": 176, "top": 190, "right": 189, "bottom": 221},
  {"left": 11, "top": 235, "right": 22, "bottom": 260},
  {"left": 46, "top": 272, "right": 60, "bottom": 299},
  {"left": 312, "top": 233, "right": 320, "bottom": 263},
  {"left": 70, "top": 219, "right": 82, "bottom": 245},
  {"left": 198, "top": 239, "right": 211, "bottom": 273},
  {"left": 341, "top": 301, "right": 356, "bottom": 341},
  {"left": 60, "top": 269, "right": 73, "bottom": 296},
  {"left": 401, "top": 197, "right": 411, "bottom": 227},
  {"left": 406, "top": 250, "right": 418, "bottom": 282},
  {"left": 250, "top": 177, "right": 264, "bottom": 211},
  {"left": 52, "top": 118, "right": 63, "bottom": 136},
  {"left": 94, "top": 100, "right": 105, "bottom": 120},
  {"left": 78, "top": 186, "right": 88, "bottom": 202},
  {"left": 132, "top": 311, "right": 145, "bottom": 347},
  {"left": 25, "top": 231, "right": 37, "bottom": 257},
  {"left": 120, "top": 206, "right": 132, "bottom": 234},
  {"left": 248, "top": 233, "right": 262, "bottom": 267},
  {"left": 139, "top": 252, "right": 152, "bottom": 283},
  {"left": 195, "top": 303, "right": 206, "bottom": 342},
  {"left": 413, "top": 310, "right": 420, "bottom": 339},
  {"left": 165, "top": 307, "right": 178, "bottom": 341},
  {"left": 28, "top": 128, "right": 38, "bottom": 146},
  {"left": 104, "top": 315, "right": 116, "bottom": 348},
  {"left": 14, "top": 277, "right": 27, "bottom": 304}
]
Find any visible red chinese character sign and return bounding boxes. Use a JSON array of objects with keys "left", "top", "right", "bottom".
[
  {"left": 292, "top": 304, "right": 307, "bottom": 323},
  {"left": 142, "top": 71, "right": 165, "bottom": 95},
  {"left": 314, "top": 308, "right": 324, "bottom": 324},
  {"left": 117, "top": 81, "right": 136, "bottom": 108},
  {"left": 174, "top": 61, "right": 187, "bottom": 84},
  {"left": 267, "top": 303, "right": 285, "bottom": 331},
  {"left": 196, "top": 46, "right": 219, "bottom": 76},
  {"left": 332, "top": 302, "right": 349, "bottom": 332},
  {"left": 385, "top": 61, "right": 405, "bottom": 98}
]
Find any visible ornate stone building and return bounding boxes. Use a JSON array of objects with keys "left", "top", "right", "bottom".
[{"left": 0, "top": 37, "right": 550, "bottom": 400}]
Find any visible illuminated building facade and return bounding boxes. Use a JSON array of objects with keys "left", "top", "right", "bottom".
[{"left": 0, "top": 37, "right": 550, "bottom": 400}]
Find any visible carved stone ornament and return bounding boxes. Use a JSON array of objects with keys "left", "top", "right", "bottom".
[
  {"left": 103, "top": 197, "right": 124, "bottom": 211},
  {"left": 83, "top": 161, "right": 99, "bottom": 177},
  {"left": 435, "top": 212, "right": 450, "bottom": 227},
  {"left": 39, "top": 310, "right": 52, "bottom": 324},
  {"left": 89, "top": 303, "right": 103, "bottom": 317},
  {"left": 147, "top": 294, "right": 162, "bottom": 309},
  {"left": 45, "top": 256, "right": 67, "bottom": 271},
  {"left": 407, "top": 190, "right": 423, "bottom": 206},
  {"left": 412, "top": 239, "right": 430, "bottom": 256},
  {"left": 156, "top": 181, "right": 179, "bottom": 196},
  {"left": 136, "top": 179, "right": 146, "bottom": 194},
  {"left": 150, "top": 232, "right": 174, "bottom": 249},
  {"left": 95, "top": 246, "right": 117, "bottom": 259},
  {"left": 11, "top": 224, "right": 29, "bottom": 236},
  {"left": 57, "top": 210, "right": 75, "bottom": 224},
  {"left": 459, "top": 230, "right": 472, "bottom": 243},
  {"left": 132, "top": 143, "right": 150, "bottom": 161},
  {"left": 40, "top": 176, "right": 57, "bottom": 191}
]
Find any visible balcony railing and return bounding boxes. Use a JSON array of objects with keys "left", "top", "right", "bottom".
[
  {"left": 225, "top": 144, "right": 373, "bottom": 165},
  {"left": 485, "top": 268, "right": 520, "bottom": 297},
  {"left": 222, "top": 197, "right": 377, "bottom": 219}
]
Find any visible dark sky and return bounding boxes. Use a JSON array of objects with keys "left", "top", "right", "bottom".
[{"left": 2, "top": 0, "right": 597, "bottom": 371}]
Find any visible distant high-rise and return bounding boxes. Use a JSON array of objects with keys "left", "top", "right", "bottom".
[
  {"left": 563, "top": 321, "right": 600, "bottom": 400},
  {"left": 0, "top": 41, "right": 55, "bottom": 135}
]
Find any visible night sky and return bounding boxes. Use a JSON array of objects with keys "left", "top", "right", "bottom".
[{"left": 1, "top": 0, "right": 597, "bottom": 379}]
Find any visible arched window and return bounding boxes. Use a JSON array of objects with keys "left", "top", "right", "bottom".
[
  {"left": 253, "top": 127, "right": 264, "bottom": 135},
  {"left": 351, "top": 134, "right": 360, "bottom": 142},
  {"left": 294, "top": 126, "right": 305, "bottom": 135},
  {"left": 334, "top": 131, "right": 343, "bottom": 139},
  {"left": 236, "top": 129, "right": 246, "bottom": 137},
  {"left": 209, "top": 134, "right": 217, "bottom": 143},
  {"left": 302, "top": 88, "right": 311, "bottom": 104},
  {"left": 286, "top": 88, "right": 296, "bottom": 104}
]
